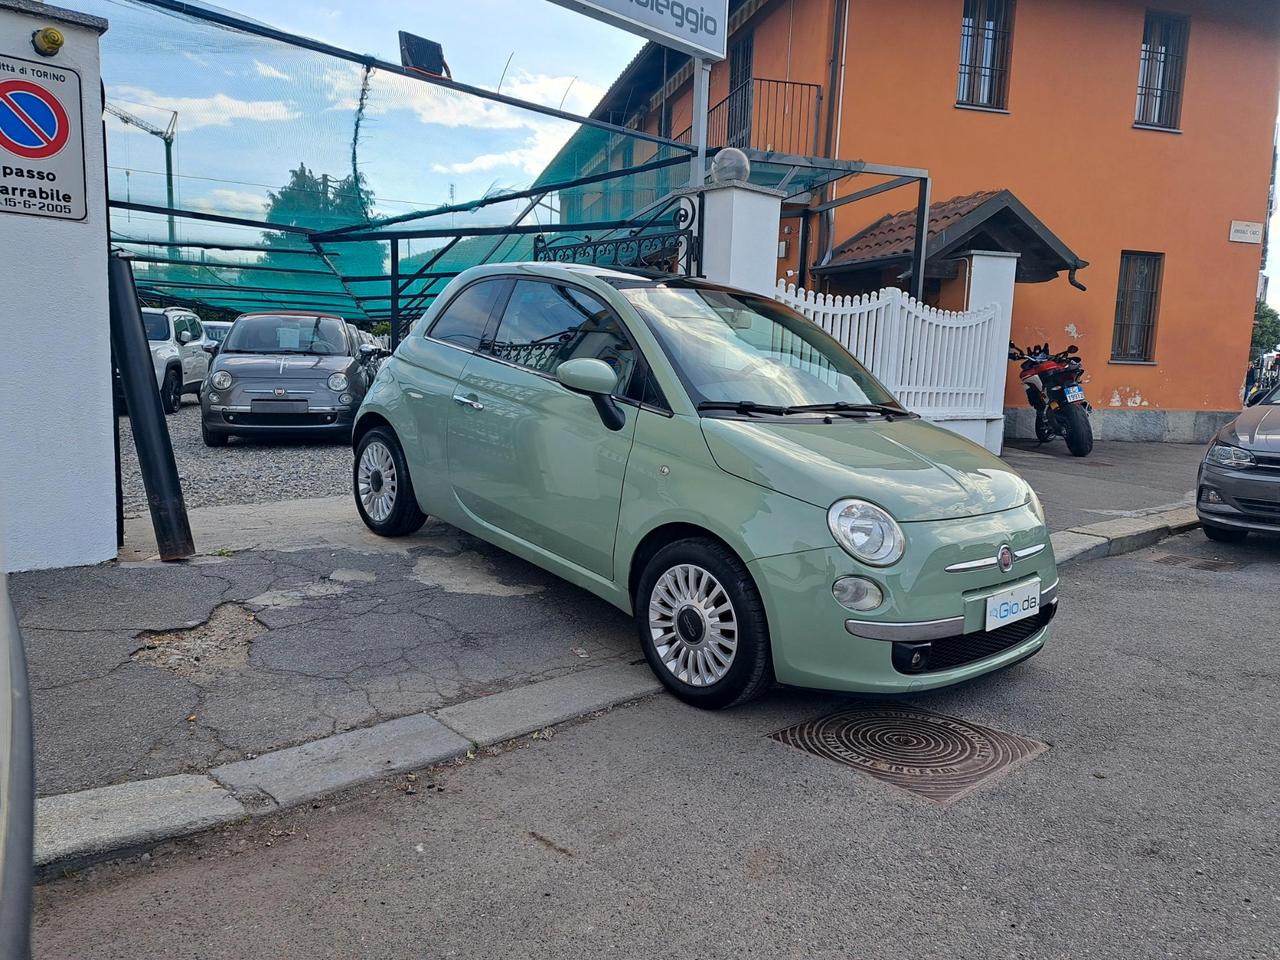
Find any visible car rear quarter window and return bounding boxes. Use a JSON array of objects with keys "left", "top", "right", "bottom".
[
  {"left": 428, "top": 280, "right": 505, "bottom": 351},
  {"left": 489, "top": 280, "right": 638, "bottom": 391}
]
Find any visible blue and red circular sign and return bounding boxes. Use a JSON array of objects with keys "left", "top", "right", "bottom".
[{"left": 0, "top": 79, "right": 70, "bottom": 160}]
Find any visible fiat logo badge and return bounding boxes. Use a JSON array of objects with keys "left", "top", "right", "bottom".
[
  {"left": 274, "top": 387, "right": 286, "bottom": 397},
  {"left": 997, "top": 544, "right": 1014, "bottom": 573}
]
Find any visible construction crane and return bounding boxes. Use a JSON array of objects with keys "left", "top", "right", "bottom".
[{"left": 105, "top": 102, "right": 178, "bottom": 244}]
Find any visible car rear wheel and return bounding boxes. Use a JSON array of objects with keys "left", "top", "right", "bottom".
[
  {"left": 161, "top": 368, "right": 181, "bottom": 414},
  {"left": 354, "top": 426, "right": 426, "bottom": 537},
  {"left": 1062, "top": 403, "right": 1093, "bottom": 457},
  {"left": 636, "top": 538, "right": 772, "bottom": 710},
  {"left": 1202, "top": 522, "right": 1247, "bottom": 543}
]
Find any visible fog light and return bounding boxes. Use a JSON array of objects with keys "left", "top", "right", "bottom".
[
  {"left": 832, "top": 576, "right": 883, "bottom": 612},
  {"left": 208, "top": 393, "right": 221, "bottom": 404},
  {"left": 339, "top": 393, "right": 354, "bottom": 405},
  {"left": 1199, "top": 487, "right": 1223, "bottom": 504}
]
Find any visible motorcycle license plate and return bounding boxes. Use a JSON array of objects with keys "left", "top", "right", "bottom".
[{"left": 1064, "top": 385, "right": 1086, "bottom": 403}]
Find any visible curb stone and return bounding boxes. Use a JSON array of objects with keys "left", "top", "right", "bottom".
[
  {"left": 33, "top": 663, "right": 661, "bottom": 877},
  {"left": 32, "top": 515, "right": 1197, "bottom": 876},
  {"left": 1053, "top": 506, "right": 1199, "bottom": 566}
]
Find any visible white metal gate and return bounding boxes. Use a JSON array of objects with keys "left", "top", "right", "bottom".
[{"left": 775, "top": 282, "right": 1007, "bottom": 450}]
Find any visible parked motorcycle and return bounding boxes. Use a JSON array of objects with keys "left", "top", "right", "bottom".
[{"left": 1009, "top": 341, "right": 1094, "bottom": 457}]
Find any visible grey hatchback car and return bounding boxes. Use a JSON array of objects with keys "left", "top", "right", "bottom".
[
  {"left": 201, "top": 311, "right": 382, "bottom": 446},
  {"left": 1197, "top": 383, "right": 1280, "bottom": 540}
]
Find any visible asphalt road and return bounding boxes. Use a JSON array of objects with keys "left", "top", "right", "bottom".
[{"left": 32, "top": 529, "right": 1279, "bottom": 959}]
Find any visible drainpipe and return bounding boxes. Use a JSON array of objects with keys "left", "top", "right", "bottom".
[{"left": 816, "top": 0, "right": 850, "bottom": 268}]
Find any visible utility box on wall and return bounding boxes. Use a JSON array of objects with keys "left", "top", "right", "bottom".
[{"left": 0, "top": 1, "right": 112, "bottom": 571}]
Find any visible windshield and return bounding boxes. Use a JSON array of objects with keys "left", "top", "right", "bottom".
[
  {"left": 142, "top": 310, "right": 168, "bottom": 342},
  {"left": 621, "top": 286, "right": 900, "bottom": 412},
  {"left": 223, "top": 315, "right": 348, "bottom": 355}
]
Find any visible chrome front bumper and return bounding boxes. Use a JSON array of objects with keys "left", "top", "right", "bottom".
[{"left": 845, "top": 577, "right": 1059, "bottom": 642}]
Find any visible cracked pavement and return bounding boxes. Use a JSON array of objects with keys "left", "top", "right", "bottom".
[{"left": 12, "top": 520, "right": 638, "bottom": 797}]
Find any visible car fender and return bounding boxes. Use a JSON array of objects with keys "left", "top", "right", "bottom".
[
  {"left": 614, "top": 410, "right": 829, "bottom": 613},
  {"left": 353, "top": 361, "right": 421, "bottom": 454}
]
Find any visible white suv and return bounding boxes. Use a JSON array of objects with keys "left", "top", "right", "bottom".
[{"left": 142, "top": 308, "right": 211, "bottom": 413}]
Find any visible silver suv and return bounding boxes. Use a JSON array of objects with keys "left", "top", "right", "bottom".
[{"left": 142, "top": 307, "right": 211, "bottom": 414}]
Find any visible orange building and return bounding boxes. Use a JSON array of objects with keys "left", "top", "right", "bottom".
[{"left": 588, "top": 0, "right": 1280, "bottom": 440}]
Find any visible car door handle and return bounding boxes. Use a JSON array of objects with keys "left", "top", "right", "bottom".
[{"left": 452, "top": 394, "right": 484, "bottom": 411}]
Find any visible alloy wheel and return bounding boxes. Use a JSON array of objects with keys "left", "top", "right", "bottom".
[
  {"left": 648, "top": 563, "right": 738, "bottom": 687},
  {"left": 357, "top": 440, "right": 398, "bottom": 522}
]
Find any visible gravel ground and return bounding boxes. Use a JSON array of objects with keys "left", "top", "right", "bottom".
[{"left": 118, "top": 399, "right": 352, "bottom": 516}]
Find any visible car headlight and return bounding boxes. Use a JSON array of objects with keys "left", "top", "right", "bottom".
[
  {"left": 827, "top": 499, "right": 905, "bottom": 566},
  {"left": 210, "top": 370, "right": 232, "bottom": 390},
  {"left": 327, "top": 372, "right": 349, "bottom": 392},
  {"left": 1205, "top": 441, "right": 1254, "bottom": 470}
]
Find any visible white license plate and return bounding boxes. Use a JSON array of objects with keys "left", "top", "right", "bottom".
[
  {"left": 985, "top": 578, "right": 1041, "bottom": 632},
  {"left": 1064, "top": 385, "right": 1085, "bottom": 403}
]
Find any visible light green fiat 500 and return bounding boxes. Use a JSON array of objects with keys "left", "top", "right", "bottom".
[{"left": 352, "top": 263, "right": 1057, "bottom": 709}]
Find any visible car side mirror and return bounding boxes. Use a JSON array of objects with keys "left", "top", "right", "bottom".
[
  {"left": 556, "top": 358, "right": 624, "bottom": 431},
  {"left": 1245, "top": 390, "right": 1264, "bottom": 407},
  {"left": 359, "top": 343, "right": 378, "bottom": 359},
  {"left": 178, "top": 330, "right": 194, "bottom": 344},
  {"left": 202, "top": 342, "right": 219, "bottom": 355},
  {"left": 1067, "top": 345, "right": 1079, "bottom": 354}
]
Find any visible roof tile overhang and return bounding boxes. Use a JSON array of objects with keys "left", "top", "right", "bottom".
[{"left": 816, "top": 189, "right": 1089, "bottom": 288}]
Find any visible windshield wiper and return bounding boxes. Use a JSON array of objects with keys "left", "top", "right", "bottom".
[
  {"left": 696, "top": 400, "right": 791, "bottom": 416},
  {"left": 783, "top": 401, "right": 909, "bottom": 419}
]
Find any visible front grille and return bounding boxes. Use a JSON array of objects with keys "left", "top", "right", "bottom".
[
  {"left": 1236, "top": 497, "right": 1280, "bottom": 519},
  {"left": 1253, "top": 454, "right": 1280, "bottom": 474},
  {"left": 893, "top": 604, "right": 1056, "bottom": 675},
  {"left": 224, "top": 412, "right": 338, "bottom": 427}
]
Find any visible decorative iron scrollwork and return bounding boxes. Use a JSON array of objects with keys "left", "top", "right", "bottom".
[{"left": 533, "top": 194, "right": 700, "bottom": 277}]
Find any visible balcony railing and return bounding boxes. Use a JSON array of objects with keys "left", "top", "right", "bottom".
[{"left": 678, "top": 78, "right": 822, "bottom": 157}]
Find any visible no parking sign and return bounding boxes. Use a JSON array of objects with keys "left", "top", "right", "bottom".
[{"left": 0, "top": 53, "right": 85, "bottom": 220}]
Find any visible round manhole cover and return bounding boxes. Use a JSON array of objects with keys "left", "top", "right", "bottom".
[{"left": 770, "top": 705, "right": 1046, "bottom": 803}]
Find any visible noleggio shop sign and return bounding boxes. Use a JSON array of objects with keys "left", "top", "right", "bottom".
[{"left": 548, "top": 0, "right": 728, "bottom": 60}]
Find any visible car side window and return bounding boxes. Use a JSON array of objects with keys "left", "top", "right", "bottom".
[
  {"left": 427, "top": 280, "right": 505, "bottom": 351},
  {"left": 172, "top": 315, "right": 189, "bottom": 342},
  {"left": 189, "top": 318, "right": 203, "bottom": 340},
  {"left": 489, "top": 280, "right": 637, "bottom": 393}
]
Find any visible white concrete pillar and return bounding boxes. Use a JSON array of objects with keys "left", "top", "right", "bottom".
[
  {"left": 0, "top": 1, "right": 112, "bottom": 572},
  {"left": 693, "top": 181, "right": 784, "bottom": 297},
  {"left": 961, "top": 250, "right": 1019, "bottom": 455}
]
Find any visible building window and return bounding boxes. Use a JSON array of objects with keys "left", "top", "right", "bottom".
[
  {"left": 956, "top": 0, "right": 1015, "bottom": 110},
  {"left": 1135, "top": 12, "right": 1189, "bottom": 129},
  {"left": 1111, "top": 252, "right": 1163, "bottom": 362}
]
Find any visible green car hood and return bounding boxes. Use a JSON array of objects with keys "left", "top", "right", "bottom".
[{"left": 701, "top": 416, "right": 1031, "bottom": 522}]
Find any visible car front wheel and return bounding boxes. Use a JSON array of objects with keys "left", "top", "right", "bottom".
[
  {"left": 353, "top": 426, "right": 427, "bottom": 537},
  {"left": 636, "top": 538, "right": 772, "bottom": 710},
  {"left": 1202, "top": 522, "right": 1247, "bottom": 543}
]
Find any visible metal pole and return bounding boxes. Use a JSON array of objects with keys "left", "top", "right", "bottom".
[
  {"left": 690, "top": 58, "right": 711, "bottom": 186},
  {"left": 910, "top": 176, "right": 931, "bottom": 302},
  {"left": 163, "top": 138, "right": 176, "bottom": 246},
  {"left": 108, "top": 254, "right": 194, "bottom": 560},
  {"left": 389, "top": 239, "right": 401, "bottom": 350}
]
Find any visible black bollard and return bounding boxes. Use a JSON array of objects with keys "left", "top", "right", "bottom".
[{"left": 107, "top": 254, "right": 195, "bottom": 560}]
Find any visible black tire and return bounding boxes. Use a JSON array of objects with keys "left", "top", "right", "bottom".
[
  {"left": 201, "top": 420, "right": 228, "bottom": 447},
  {"left": 353, "top": 426, "right": 427, "bottom": 537},
  {"left": 161, "top": 368, "right": 182, "bottom": 414},
  {"left": 1202, "top": 522, "right": 1247, "bottom": 543},
  {"left": 1062, "top": 403, "right": 1093, "bottom": 457},
  {"left": 635, "top": 538, "right": 772, "bottom": 710}
]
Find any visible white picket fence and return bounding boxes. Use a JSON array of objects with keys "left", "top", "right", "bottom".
[{"left": 774, "top": 282, "right": 1008, "bottom": 450}]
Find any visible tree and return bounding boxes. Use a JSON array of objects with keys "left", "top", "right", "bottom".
[
  {"left": 1253, "top": 301, "right": 1280, "bottom": 360},
  {"left": 259, "top": 163, "right": 385, "bottom": 311}
]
